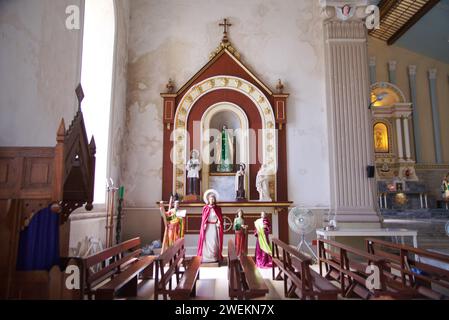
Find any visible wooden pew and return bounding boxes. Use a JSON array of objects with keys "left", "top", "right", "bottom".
[
  {"left": 227, "top": 240, "right": 269, "bottom": 300},
  {"left": 154, "top": 238, "right": 201, "bottom": 300},
  {"left": 317, "top": 238, "right": 400, "bottom": 299},
  {"left": 271, "top": 238, "right": 339, "bottom": 300},
  {"left": 228, "top": 240, "right": 244, "bottom": 300},
  {"left": 83, "top": 237, "right": 155, "bottom": 300},
  {"left": 170, "top": 254, "right": 202, "bottom": 300},
  {"left": 366, "top": 238, "right": 449, "bottom": 299}
]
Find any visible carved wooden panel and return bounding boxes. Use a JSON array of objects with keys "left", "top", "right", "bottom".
[
  {"left": 0, "top": 158, "right": 15, "bottom": 188},
  {"left": 22, "top": 158, "right": 53, "bottom": 189}
]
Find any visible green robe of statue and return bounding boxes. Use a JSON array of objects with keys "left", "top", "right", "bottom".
[{"left": 216, "top": 126, "right": 234, "bottom": 172}]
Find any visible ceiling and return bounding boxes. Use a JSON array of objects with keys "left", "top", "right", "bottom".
[{"left": 369, "top": 0, "right": 449, "bottom": 64}]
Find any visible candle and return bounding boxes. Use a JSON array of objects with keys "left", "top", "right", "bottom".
[{"left": 119, "top": 186, "right": 125, "bottom": 199}]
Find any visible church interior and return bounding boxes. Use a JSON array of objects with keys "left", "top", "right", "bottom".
[{"left": 1, "top": 0, "right": 449, "bottom": 301}]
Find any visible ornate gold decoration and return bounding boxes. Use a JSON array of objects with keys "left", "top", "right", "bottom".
[
  {"left": 176, "top": 168, "right": 184, "bottom": 176},
  {"left": 248, "top": 86, "right": 255, "bottom": 94},
  {"left": 196, "top": 85, "right": 203, "bottom": 94},
  {"left": 222, "top": 77, "right": 229, "bottom": 87},
  {"left": 179, "top": 108, "right": 187, "bottom": 116},
  {"left": 209, "top": 79, "right": 216, "bottom": 87},
  {"left": 236, "top": 79, "right": 242, "bottom": 89},
  {"left": 267, "top": 145, "right": 274, "bottom": 152},
  {"left": 176, "top": 181, "right": 184, "bottom": 190},
  {"left": 209, "top": 18, "right": 241, "bottom": 60},
  {"left": 177, "top": 119, "right": 185, "bottom": 128},
  {"left": 185, "top": 95, "right": 193, "bottom": 104},
  {"left": 267, "top": 121, "right": 274, "bottom": 129},
  {"left": 258, "top": 96, "right": 265, "bottom": 104},
  {"left": 264, "top": 108, "right": 271, "bottom": 115}
]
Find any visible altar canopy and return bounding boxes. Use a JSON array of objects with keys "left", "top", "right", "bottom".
[{"left": 160, "top": 19, "right": 291, "bottom": 242}]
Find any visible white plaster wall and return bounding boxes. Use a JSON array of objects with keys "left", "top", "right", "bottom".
[
  {"left": 122, "top": 0, "right": 330, "bottom": 244},
  {"left": 0, "top": 0, "right": 85, "bottom": 147},
  {"left": 70, "top": 0, "right": 131, "bottom": 249}
]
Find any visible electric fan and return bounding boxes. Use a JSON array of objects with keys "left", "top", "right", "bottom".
[{"left": 288, "top": 207, "right": 317, "bottom": 260}]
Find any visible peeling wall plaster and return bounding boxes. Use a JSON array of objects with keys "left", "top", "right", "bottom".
[
  {"left": 122, "top": 0, "right": 330, "bottom": 211},
  {"left": 0, "top": 0, "right": 85, "bottom": 147}
]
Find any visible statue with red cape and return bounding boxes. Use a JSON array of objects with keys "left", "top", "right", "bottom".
[{"left": 197, "top": 189, "right": 224, "bottom": 263}]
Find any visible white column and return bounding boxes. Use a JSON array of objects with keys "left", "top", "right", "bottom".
[
  {"left": 396, "top": 117, "right": 404, "bottom": 160},
  {"left": 321, "top": 2, "right": 381, "bottom": 228},
  {"left": 403, "top": 117, "right": 411, "bottom": 161},
  {"left": 388, "top": 60, "right": 397, "bottom": 84}
]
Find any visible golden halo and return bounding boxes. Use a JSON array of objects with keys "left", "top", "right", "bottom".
[{"left": 203, "top": 189, "right": 219, "bottom": 204}]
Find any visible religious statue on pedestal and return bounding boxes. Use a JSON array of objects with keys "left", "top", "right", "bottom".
[
  {"left": 159, "top": 196, "right": 184, "bottom": 253},
  {"left": 441, "top": 174, "right": 449, "bottom": 200},
  {"left": 235, "top": 163, "right": 246, "bottom": 200},
  {"left": 197, "top": 190, "right": 224, "bottom": 263},
  {"left": 233, "top": 209, "right": 247, "bottom": 256},
  {"left": 185, "top": 149, "right": 201, "bottom": 199},
  {"left": 254, "top": 211, "right": 272, "bottom": 268},
  {"left": 256, "top": 164, "right": 273, "bottom": 201},
  {"left": 215, "top": 125, "right": 234, "bottom": 172}
]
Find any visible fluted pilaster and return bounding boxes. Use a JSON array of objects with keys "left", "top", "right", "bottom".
[{"left": 323, "top": 12, "right": 380, "bottom": 227}]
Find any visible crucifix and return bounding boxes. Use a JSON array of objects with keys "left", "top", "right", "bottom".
[{"left": 219, "top": 18, "right": 232, "bottom": 42}]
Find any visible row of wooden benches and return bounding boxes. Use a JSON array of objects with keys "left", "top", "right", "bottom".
[
  {"left": 76, "top": 236, "right": 449, "bottom": 300},
  {"left": 78, "top": 236, "right": 271, "bottom": 300},
  {"left": 77, "top": 237, "right": 202, "bottom": 300},
  {"left": 316, "top": 237, "right": 449, "bottom": 299},
  {"left": 270, "top": 237, "right": 449, "bottom": 300}
]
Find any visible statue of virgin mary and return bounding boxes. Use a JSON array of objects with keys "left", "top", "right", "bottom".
[{"left": 215, "top": 125, "right": 234, "bottom": 172}]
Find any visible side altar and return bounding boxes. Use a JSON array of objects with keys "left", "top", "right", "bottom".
[{"left": 159, "top": 19, "right": 292, "bottom": 245}]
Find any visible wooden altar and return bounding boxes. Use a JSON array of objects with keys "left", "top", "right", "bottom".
[{"left": 160, "top": 19, "right": 291, "bottom": 243}]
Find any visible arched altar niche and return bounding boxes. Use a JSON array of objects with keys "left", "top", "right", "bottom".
[
  {"left": 201, "top": 103, "right": 250, "bottom": 201},
  {"left": 160, "top": 37, "right": 291, "bottom": 243}
]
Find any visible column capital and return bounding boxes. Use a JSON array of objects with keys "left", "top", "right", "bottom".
[
  {"left": 320, "top": 0, "right": 371, "bottom": 21},
  {"left": 408, "top": 65, "right": 417, "bottom": 76},
  {"left": 428, "top": 68, "right": 437, "bottom": 80},
  {"left": 369, "top": 56, "right": 376, "bottom": 67},
  {"left": 388, "top": 60, "right": 397, "bottom": 72}
]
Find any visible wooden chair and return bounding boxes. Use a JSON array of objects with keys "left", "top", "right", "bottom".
[
  {"left": 271, "top": 238, "right": 339, "bottom": 300},
  {"left": 83, "top": 237, "right": 155, "bottom": 300}
]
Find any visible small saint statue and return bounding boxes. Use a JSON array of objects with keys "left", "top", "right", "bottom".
[
  {"left": 235, "top": 163, "right": 246, "bottom": 200},
  {"left": 256, "top": 164, "right": 273, "bottom": 201},
  {"left": 215, "top": 125, "right": 234, "bottom": 172},
  {"left": 159, "top": 196, "right": 184, "bottom": 253},
  {"left": 441, "top": 174, "right": 449, "bottom": 200},
  {"left": 233, "top": 209, "right": 247, "bottom": 256},
  {"left": 186, "top": 149, "right": 201, "bottom": 197},
  {"left": 254, "top": 211, "right": 272, "bottom": 268},
  {"left": 197, "top": 190, "right": 224, "bottom": 263}
]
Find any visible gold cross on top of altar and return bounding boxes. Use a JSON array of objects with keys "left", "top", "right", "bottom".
[{"left": 219, "top": 18, "right": 232, "bottom": 42}]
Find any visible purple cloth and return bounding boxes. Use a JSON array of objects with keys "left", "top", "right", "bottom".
[
  {"left": 16, "top": 205, "right": 60, "bottom": 271},
  {"left": 254, "top": 218, "right": 272, "bottom": 268}
]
